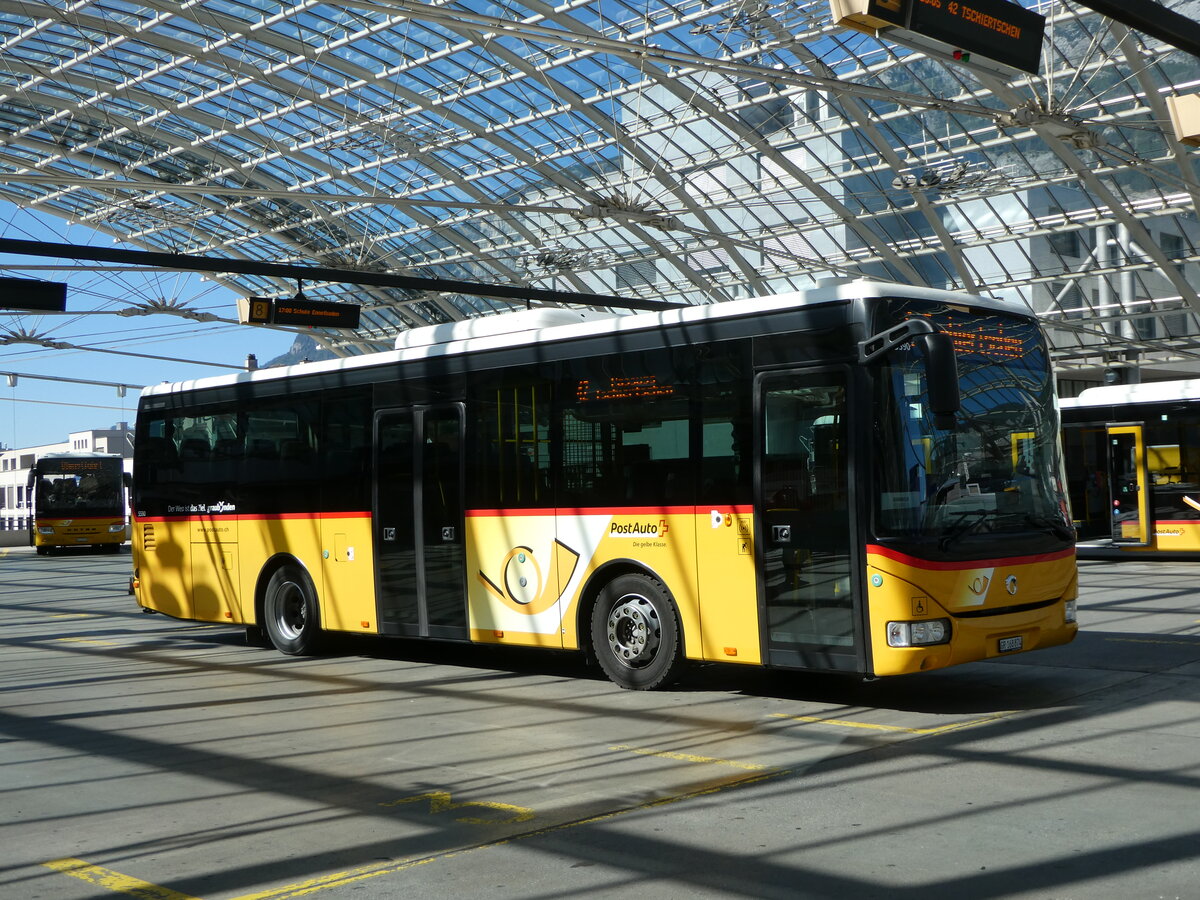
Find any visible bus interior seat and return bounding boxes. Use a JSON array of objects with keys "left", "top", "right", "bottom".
[
  {"left": 279, "top": 439, "right": 310, "bottom": 462},
  {"left": 247, "top": 438, "right": 277, "bottom": 459},
  {"left": 141, "top": 437, "right": 179, "bottom": 466},
  {"left": 701, "top": 457, "right": 738, "bottom": 496},
  {"left": 764, "top": 454, "right": 809, "bottom": 503},
  {"left": 624, "top": 457, "right": 687, "bottom": 505},
  {"left": 179, "top": 437, "right": 211, "bottom": 461}
]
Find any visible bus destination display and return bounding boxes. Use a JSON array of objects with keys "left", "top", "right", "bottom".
[
  {"left": 53, "top": 459, "right": 107, "bottom": 473},
  {"left": 941, "top": 325, "right": 1025, "bottom": 360},
  {"left": 575, "top": 376, "right": 676, "bottom": 403}
]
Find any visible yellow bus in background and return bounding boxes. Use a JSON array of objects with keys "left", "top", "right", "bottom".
[
  {"left": 131, "top": 282, "right": 1077, "bottom": 688},
  {"left": 30, "top": 452, "right": 128, "bottom": 554}
]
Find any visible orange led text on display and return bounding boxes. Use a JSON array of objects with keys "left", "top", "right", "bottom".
[{"left": 575, "top": 377, "right": 676, "bottom": 403}]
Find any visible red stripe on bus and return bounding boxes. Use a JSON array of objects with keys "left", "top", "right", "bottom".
[
  {"left": 466, "top": 505, "right": 755, "bottom": 517},
  {"left": 135, "top": 511, "right": 371, "bottom": 524},
  {"left": 33, "top": 516, "right": 123, "bottom": 523},
  {"left": 866, "top": 544, "right": 1075, "bottom": 570}
]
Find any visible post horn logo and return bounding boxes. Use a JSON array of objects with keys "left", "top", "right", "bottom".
[{"left": 478, "top": 540, "right": 580, "bottom": 616}]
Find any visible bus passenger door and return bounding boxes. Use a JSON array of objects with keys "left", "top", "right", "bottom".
[
  {"left": 1107, "top": 423, "right": 1150, "bottom": 545},
  {"left": 756, "top": 370, "right": 862, "bottom": 672},
  {"left": 374, "top": 406, "right": 468, "bottom": 638}
]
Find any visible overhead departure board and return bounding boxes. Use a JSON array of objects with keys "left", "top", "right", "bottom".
[
  {"left": 908, "top": 0, "right": 1045, "bottom": 74},
  {"left": 829, "top": 0, "right": 1045, "bottom": 74}
]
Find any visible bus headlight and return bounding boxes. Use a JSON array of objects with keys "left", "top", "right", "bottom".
[
  {"left": 37, "top": 526, "right": 54, "bottom": 535},
  {"left": 887, "top": 618, "right": 951, "bottom": 647},
  {"left": 1064, "top": 599, "right": 1077, "bottom": 624},
  {"left": 108, "top": 522, "right": 126, "bottom": 533}
]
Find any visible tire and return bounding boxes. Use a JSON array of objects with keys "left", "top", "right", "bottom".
[
  {"left": 263, "top": 564, "right": 323, "bottom": 655},
  {"left": 590, "top": 573, "right": 684, "bottom": 690}
]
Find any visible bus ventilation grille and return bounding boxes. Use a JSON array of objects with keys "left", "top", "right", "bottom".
[{"left": 142, "top": 524, "right": 156, "bottom": 551}]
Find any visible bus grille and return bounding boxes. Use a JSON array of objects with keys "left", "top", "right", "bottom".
[{"left": 142, "top": 524, "right": 156, "bottom": 551}]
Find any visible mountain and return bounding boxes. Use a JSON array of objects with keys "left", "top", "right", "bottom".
[{"left": 265, "top": 334, "right": 337, "bottom": 368}]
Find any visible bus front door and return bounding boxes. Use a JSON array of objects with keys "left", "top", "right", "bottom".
[
  {"left": 374, "top": 405, "right": 468, "bottom": 638},
  {"left": 757, "top": 370, "right": 862, "bottom": 672},
  {"left": 1107, "top": 423, "right": 1150, "bottom": 545}
]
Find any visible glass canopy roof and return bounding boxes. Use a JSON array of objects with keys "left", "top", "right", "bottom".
[{"left": 0, "top": 0, "right": 1197, "bottom": 382}]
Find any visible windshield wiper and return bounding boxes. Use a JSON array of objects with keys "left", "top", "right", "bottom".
[
  {"left": 1024, "top": 513, "right": 1075, "bottom": 543},
  {"left": 938, "top": 509, "right": 990, "bottom": 551}
]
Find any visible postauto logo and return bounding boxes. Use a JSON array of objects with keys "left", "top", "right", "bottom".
[{"left": 609, "top": 520, "right": 669, "bottom": 538}]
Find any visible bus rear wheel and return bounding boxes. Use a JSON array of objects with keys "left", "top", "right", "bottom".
[
  {"left": 590, "top": 574, "right": 683, "bottom": 690},
  {"left": 263, "top": 565, "right": 323, "bottom": 655}
]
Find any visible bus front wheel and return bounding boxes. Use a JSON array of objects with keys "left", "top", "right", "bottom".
[
  {"left": 263, "top": 565, "right": 323, "bottom": 655},
  {"left": 590, "top": 574, "right": 683, "bottom": 690}
]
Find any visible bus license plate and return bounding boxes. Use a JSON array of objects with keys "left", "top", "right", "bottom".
[{"left": 998, "top": 636, "right": 1023, "bottom": 653}]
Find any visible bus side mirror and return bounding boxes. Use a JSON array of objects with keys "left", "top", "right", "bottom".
[{"left": 914, "top": 332, "right": 959, "bottom": 429}]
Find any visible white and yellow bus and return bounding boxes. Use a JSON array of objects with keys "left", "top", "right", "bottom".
[
  {"left": 1062, "top": 379, "right": 1200, "bottom": 555},
  {"left": 131, "top": 281, "right": 1077, "bottom": 688}
]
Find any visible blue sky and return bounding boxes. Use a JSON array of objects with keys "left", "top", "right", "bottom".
[{"left": 0, "top": 201, "right": 297, "bottom": 450}]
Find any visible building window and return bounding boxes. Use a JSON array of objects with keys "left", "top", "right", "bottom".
[
  {"left": 1162, "top": 312, "right": 1191, "bottom": 338},
  {"left": 1047, "top": 230, "right": 1083, "bottom": 258},
  {"left": 1133, "top": 301, "right": 1156, "bottom": 339},
  {"left": 1048, "top": 280, "right": 1085, "bottom": 320},
  {"left": 1162, "top": 233, "right": 1187, "bottom": 275},
  {"left": 615, "top": 260, "right": 655, "bottom": 291}
]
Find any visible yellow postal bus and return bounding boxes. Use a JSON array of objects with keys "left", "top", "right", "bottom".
[
  {"left": 30, "top": 452, "right": 128, "bottom": 554},
  {"left": 1062, "top": 379, "right": 1200, "bottom": 555},
  {"left": 131, "top": 281, "right": 1077, "bottom": 688}
]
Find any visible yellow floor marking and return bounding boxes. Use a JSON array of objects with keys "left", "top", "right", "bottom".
[
  {"left": 610, "top": 744, "right": 770, "bottom": 771},
  {"left": 44, "top": 764, "right": 788, "bottom": 900},
  {"left": 380, "top": 790, "right": 535, "bottom": 825},
  {"left": 232, "top": 857, "right": 440, "bottom": 899},
  {"left": 51, "top": 637, "right": 118, "bottom": 647},
  {"left": 233, "top": 768, "right": 784, "bottom": 900},
  {"left": 1107, "top": 636, "right": 1198, "bottom": 647},
  {"left": 52, "top": 613, "right": 100, "bottom": 618},
  {"left": 768, "top": 710, "right": 1013, "bottom": 735},
  {"left": 42, "top": 858, "right": 204, "bottom": 900}
]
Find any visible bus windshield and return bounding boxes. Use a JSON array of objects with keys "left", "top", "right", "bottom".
[
  {"left": 873, "top": 302, "right": 1071, "bottom": 548},
  {"left": 34, "top": 459, "right": 123, "bottom": 517}
]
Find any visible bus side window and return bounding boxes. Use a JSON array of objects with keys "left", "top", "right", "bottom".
[
  {"left": 467, "top": 373, "right": 550, "bottom": 509},
  {"left": 321, "top": 391, "right": 371, "bottom": 513},
  {"left": 698, "top": 342, "right": 752, "bottom": 506},
  {"left": 563, "top": 351, "right": 692, "bottom": 508}
]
